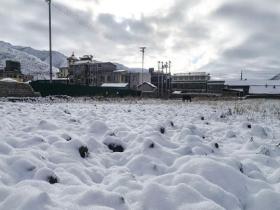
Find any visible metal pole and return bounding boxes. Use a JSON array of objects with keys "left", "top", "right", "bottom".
[
  {"left": 169, "top": 61, "right": 171, "bottom": 94},
  {"left": 161, "top": 62, "right": 164, "bottom": 97},
  {"left": 140, "top": 47, "right": 146, "bottom": 85},
  {"left": 47, "top": 0, "right": 53, "bottom": 83},
  {"left": 157, "top": 61, "right": 160, "bottom": 97}
]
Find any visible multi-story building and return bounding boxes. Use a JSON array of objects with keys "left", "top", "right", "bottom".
[
  {"left": 68, "top": 54, "right": 117, "bottom": 86},
  {"left": 172, "top": 72, "right": 210, "bottom": 93},
  {"left": 150, "top": 68, "right": 172, "bottom": 97},
  {"left": 56, "top": 67, "right": 69, "bottom": 78},
  {"left": 113, "top": 69, "right": 151, "bottom": 90}
]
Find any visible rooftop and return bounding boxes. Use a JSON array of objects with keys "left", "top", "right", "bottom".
[{"left": 174, "top": 72, "right": 209, "bottom": 76}]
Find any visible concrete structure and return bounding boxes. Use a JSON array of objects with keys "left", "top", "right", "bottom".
[
  {"left": 57, "top": 67, "right": 69, "bottom": 78},
  {"left": 137, "top": 82, "right": 157, "bottom": 97},
  {"left": 0, "top": 80, "right": 38, "bottom": 97},
  {"left": 0, "top": 60, "right": 33, "bottom": 82},
  {"left": 172, "top": 72, "right": 210, "bottom": 93},
  {"left": 111, "top": 69, "right": 151, "bottom": 90},
  {"left": 150, "top": 69, "right": 171, "bottom": 97},
  {"left": 224, "top": 80, "right": 280, "bottom": 96},
  {"left": 68, "top": 54, "right": 117, "bottom": 86}
]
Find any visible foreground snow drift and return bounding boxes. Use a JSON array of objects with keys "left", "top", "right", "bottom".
[{"left": 0, "top": 99, "right": 280, "bottom": 210}]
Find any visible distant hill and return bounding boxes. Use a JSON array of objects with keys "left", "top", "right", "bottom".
[
  {"left": 0, "top": 41, "right": 67, "bottom": 79},
  {"left": 271, "top": 73, "right": 280, "bottom": 80},
  {"left": 0, "top": 41, "right": 149, "bottom": 79},
  {"left": 114, "top": 63, "right": 149, "bottom": 73}
]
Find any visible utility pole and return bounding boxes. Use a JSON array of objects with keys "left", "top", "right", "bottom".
[
  {"left": 169, "top": 61, "right": 171, "bottom": 93},
  {"left": 241, "top": 70, "right": 243, "bottom": 81},
  {"left": 157, "top": 61, "right": 160, "bottom": 97},
  {"left": 46, "top": 0, "right": 53, "bottom": 83},
  {"left": 140, "top": 47, "right": 146, "bottom": 85}
]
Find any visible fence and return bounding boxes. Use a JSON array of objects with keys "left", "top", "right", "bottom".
[{"left": 30, "top": 81, "right": 141, "bottom": 97}]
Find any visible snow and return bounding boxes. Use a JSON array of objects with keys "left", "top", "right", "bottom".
[
  {"left": 249, "top": 86, "right": 280, "bottom": 94},
  {"left": 0, "top": 41, "right": 63, "bottom": 78},
  {"left": 225, "top": 79, "right": 280, "bottom": 86},
  {"left": 0, "top": 98, "right": 280, "bottom": 210},
  {"left": 101, "top": 83, "right": 128, "bottom": 88},
  {"left": 0, "top": 78, "right": 18, "bottom": 83}
]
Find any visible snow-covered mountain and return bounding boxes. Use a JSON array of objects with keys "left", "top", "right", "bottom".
[
  {"left": 271, "top": 73, "right": 280, "bottom": 80},
  {"left": 114, "top": 63, "right": 149, "bottom": 73},
  {"left": 0, "top": 41, "right": 150, "bottom": 79},
  {"left": 0, "top": 41, "right": 67, "bottom": 78}
]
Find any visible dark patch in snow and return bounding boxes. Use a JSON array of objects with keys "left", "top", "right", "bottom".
[
  {"left": 107, "top": 143, "right": 124, "bottom": 153},
  {"left": 214, "top": 143, "right": 219, "bottom": 149},
  {"left": 27, "top": 166, "right": 36, "bottom": 171},
  {"left": 160, "top": 127, "right": 165, "bottom": 134},
  {"left": 47, "top": 175, "right": 58, "bottom": 184},
  {"left": 247, "top": 124, "right": 252, "bottom": 129},
  {"left": 64, "top": 110, "right": 71, "bottom": 115},
  {"left": 201, "top": 117, "right": 205, "bottom": 121},
  {"left": 79, "top": 146, "right": 89, "bottom": 158},
  {"left": 120, "top": 196, "right": 125, "bottom": 204},
  {"left": 239, "top": 164, "right": 244, "bottom": 174},
  {"left": 149, "top": 143, "right": 155, "bottom": 148},
  {"left": 170, "top": 121, "right": 174, "bottom": 127},
  {"left": 220, "top": 114, "right": 226, "bottom": 119},
  {"left": 109, "top": 132, "right": 116, "bottom": 137}
]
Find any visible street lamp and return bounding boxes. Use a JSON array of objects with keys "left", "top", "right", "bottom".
[{"left": 46, "top": 0, "right": 52, "bottom": 83}]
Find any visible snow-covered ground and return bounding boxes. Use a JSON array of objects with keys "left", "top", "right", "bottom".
[{"left": 0, "top": 98, "right": 280, "bottom": 210}]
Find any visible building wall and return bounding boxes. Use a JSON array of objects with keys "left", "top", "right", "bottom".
[
  {"left": 57, "top": 67, "right": 69, "bottom": 78},
  {"left": 69, "top": 62, "right": 116, "bottom": 86},
  {"left": 129, "top": 72, "right": 151, "bottom": 90}
]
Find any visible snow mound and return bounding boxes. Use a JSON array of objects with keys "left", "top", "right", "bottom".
[{"left": 0, "top": 99, "right": 280, "bottom": 209}]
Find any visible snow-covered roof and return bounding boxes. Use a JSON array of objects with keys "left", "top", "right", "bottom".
[
  {"left": 172, "top": 91, "right": 182, "bottom": 94},
  {"left": 249, "top": 86, "right": 280, "bottom": 95},
  {"left": 271, "top": 73, "right": 280, "bottom": 80},
  {"left": 101, "top": 83, "right": 128, "bottom": 88},
  {"left": 0, "top": 78, "right": 18, "bottom": 83},
  {"left": 113, "top": 70, "right": 127, "bottom": 73},
  {"left": 225, "top": 80, "right": 280, "bottom": 86},
  {"left": 138, "top": 82, "right": 157, "bottom": 88}
]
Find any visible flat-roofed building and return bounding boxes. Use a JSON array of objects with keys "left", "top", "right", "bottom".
[{"left": 172, "top": 72, "right": 210, "bottom": 93}]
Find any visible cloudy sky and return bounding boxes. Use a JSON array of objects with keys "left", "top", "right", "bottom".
[{"left": 0, "top": 0, "right": 280, "bottom": 79}]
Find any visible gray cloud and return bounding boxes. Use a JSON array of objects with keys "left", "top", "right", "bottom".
[
  {"left": 0, "top": 0, "right": 280, "bottom": 79},
  {"left": 199, "top": 0, "right": 280, "bottom": 79}
]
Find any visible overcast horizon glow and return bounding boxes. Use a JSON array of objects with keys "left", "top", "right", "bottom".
[{"left": 0, "top": 0, "right": 280, "bottom": 79}]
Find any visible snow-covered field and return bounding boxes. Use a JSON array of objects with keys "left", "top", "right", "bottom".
[{"left": 0, "top": 98, "right": 280, "bottom": 210}]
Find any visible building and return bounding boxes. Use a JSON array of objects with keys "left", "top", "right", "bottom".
[
  {"left": 0, "top": 60, "right": 33, "bottom": 82},
  {"left": 137, "top": 82, "right": 157, "bottom": 97},
  {"left": 172, "top": 72, "right": 210, "bottom": 93},
  {"left": 112, "top": 69, "right": 151, "bottom": 90},
  {"left": 224, "top": 80, "right": 280, "bottom": 96},
  {"left": 128, "top": 71, "right": 151, "bottom": 90},
  {"left": 68, "top": 54, "right": 117, "bottom": 86},
  {"left": 56, "top": 67, "right": 69, "bottom": 78},
  {"left": 150, "top": 68, "right": 171, "bottom": 97}
]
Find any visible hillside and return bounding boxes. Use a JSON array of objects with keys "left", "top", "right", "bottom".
[
  {"left": 0, "top": 41, "right": 67, "bottom": 79},
  {"left": 271, "top": 73, "right": 280, "bottom": 80}
]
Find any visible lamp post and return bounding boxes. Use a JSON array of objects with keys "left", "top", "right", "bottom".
[
  {"left": 46, "top": 0, "right": 53, "bottom": 83},
  {"left": 139, "top": 47, "right": 146, "bottom": 85}
]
